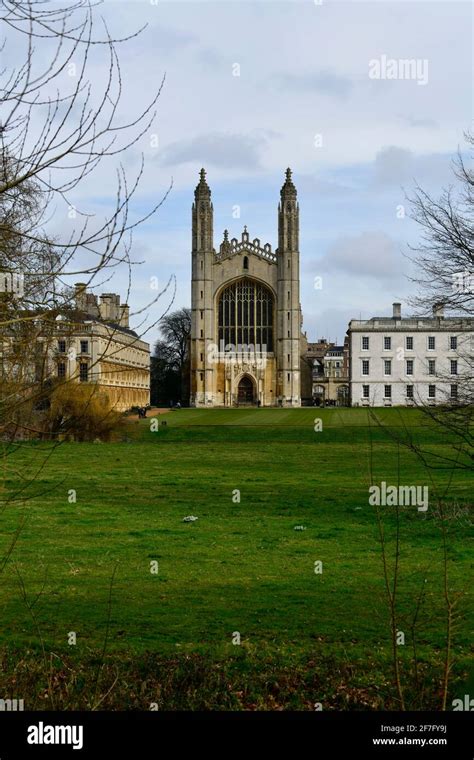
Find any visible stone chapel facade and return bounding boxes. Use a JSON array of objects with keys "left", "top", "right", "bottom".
[{"left": 190, "top": 168, "right": 306, "bottom": 407}]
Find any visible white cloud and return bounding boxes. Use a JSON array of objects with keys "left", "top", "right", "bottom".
[
  {"left": 271, "top": 69, "right": 354, "bottom": 99},
  {"left": 373, "top": 146, "right": 453, "bottom": 187},
  {"left": 159, "top": 132, "right": 269, "bottom": 170},
  {"left": 318, "top": 231, "right": 406, "bottom": 281}
]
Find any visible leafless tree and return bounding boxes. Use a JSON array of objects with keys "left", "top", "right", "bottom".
[
  {"left": 401, "top": 132, "right": 474, "bottom": 468},
  {"left": 0, "top": 0, "right": 174, "bottom": 442},
  {"left": 152, "top": 308, "right": 191, "bottom": 404},
  {"left": 0, "top": 0, "right": 174, "bottom": 572},
  {"left": 407, "top": 131, "right": 474, "bottom": 316}
]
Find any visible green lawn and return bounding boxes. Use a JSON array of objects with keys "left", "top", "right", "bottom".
[{"left": 0, "top": 408, "right": 472, "bottom": 709}]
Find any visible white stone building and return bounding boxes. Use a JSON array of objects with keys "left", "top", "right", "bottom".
[{"left": 349, "top": 303, "right": 473, "bottom": 407}]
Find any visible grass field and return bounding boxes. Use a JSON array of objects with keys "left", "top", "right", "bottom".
[{"left": 0, "top": 408, "right": 472, "bottom": 710}]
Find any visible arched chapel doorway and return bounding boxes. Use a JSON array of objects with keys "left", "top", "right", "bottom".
[
  {"left": 237, "top": 375, "right": 255, "bottom": 404},
  {"left": 313, "top": 384, "right": 325, "bottom": 405},
  {"left": 337, "top": 384, "right": 350, "bottom": 407}
]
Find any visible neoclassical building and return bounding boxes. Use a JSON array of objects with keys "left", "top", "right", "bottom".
[
  {"left": 348, "top": 302, "right": 473, "bottom": 407},
  {"left": 0, "top": 285, "right": 150, "bottom": 419},
  {"left": 190, "top": 168, "right": 307, "bottom": 407},
  {"left": 67, "top": 284, "right": 150, "bottom": 410}
]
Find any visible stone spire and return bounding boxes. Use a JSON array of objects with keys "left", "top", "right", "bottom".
[
  {"left": 219, "top": 228, "right": 231, "bottom": 255},
  {"left": 194, "top": 167, "right": 211, "bottom": 200},
  {"left": 278, "top": 167, "right": 299, "bottom": 252},
  {"left": 192, "top": 168, "right": 213, "bottom": 252},
  {"left": 280, "top": 167, "right": 297, "bottom": 199}
]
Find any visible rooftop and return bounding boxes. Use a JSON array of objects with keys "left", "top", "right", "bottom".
[{"left": 349, "top": 316, "right": 474, "bottom": 329}]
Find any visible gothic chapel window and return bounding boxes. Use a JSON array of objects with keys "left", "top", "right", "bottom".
[{"left": 218, "top": 278, "right": 274, "bottom": 351}]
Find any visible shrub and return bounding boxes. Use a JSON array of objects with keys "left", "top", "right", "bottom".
[{"left": 41, "top": 382, "right": 121, "bottom": 442}]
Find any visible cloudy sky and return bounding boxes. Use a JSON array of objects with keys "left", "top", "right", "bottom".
[{"left": 9, "top": 0, "right": 472, "bottom": 344}]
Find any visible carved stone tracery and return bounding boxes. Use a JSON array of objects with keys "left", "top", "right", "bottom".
[{"left": 216, "top": 226, "right": 276, "bottom": 263}]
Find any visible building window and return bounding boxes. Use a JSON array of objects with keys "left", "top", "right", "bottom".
[
  {"left": 450, "top": 336, "right": 457, "bottom": 350},
  {"left": 384, "top": 336, "right": 391, "bottom": 350},
  {"left": 287, "top": 354, "right": 290, "bottom": 363},
  {"left": 384, "top": 359, "right": 391, "bottom": 375},
  {"left": 80, "top": 340, "right": 89, "bottom": 354},
  {"left": 200, "top": 310, "right": 204, "bottom": 319},
  {"left": 57, "top": 362, "right": 66, "bottom": 379},
  {"left": 200, "top": 259, "right": 203, "bottom": 269},
  {"left": 450, "top": 360, "right": 458, "bottom": 375},
  {"left": 362, "top": 385, "right": 369, "bottom": 398},
  {"left": 428, "top": 385, "right": 436, "bottom": 399},
  {"left": 243, "top": 256, "right": 249, "bottom": 270},
  {"left": 287, "top": 373, "right": 290, "bottom": 382},
  {"left": 200, "top": 290, "right": 203, "bottom": 299},
  {"left": 362, "top": 336, "right": 369, "bottom": 350},
  {"left": 218, "top": 277, "right": 274, "bottom": 351},
  {"left": 450, "top": 384, "right": 458, "bottom": 400},
  {"left": 200, "top": 372, "right": 203, "bottom": 381},
  {"left": 406, "top": 385, "right": 413, "bottom": 399},
  {"left": 406, "top": 336, "right": 413, "bottom": 350},
  {"left": 384, "top": 385, "right": 391, "bottom": 399},
  {"left": 428, "top": 359, "right": 436, "bottom": 375},
  {"left": 79, "top": 363, "right": 88, "bottom": 382},
  {"left": 428, "top": 336, "right": 435, "bottom": 350},
  {"left": 362, "top": 359, "right": 370, "bottom": 376},
  {"left": 200, "top": 353, "right": 203, "bottom": 362},
  {"left": 58, "top": 339, "right": 66, "bottom": 353},
  {"left": 200, "top": 329, "right": 203, "bottom": 338},
  {"left": 406, "top": 359, "right": 414, "bottom": 375}
]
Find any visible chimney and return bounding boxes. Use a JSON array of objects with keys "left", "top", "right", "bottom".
[
  {"left": 433, "top": 302, "right": 444, "bottom": 319},
  {"left": 74, "top": 282, "right": 87, "bottom": 311},
  {"left": 119, "top": 304, "right": 130, "bottom": 328},
  {"left": 392, "top": 302, "right": 401, "bottom": 319},
  {"left": 99, "top": 294, "right": 113, "bottom": 322},
  {"left": 99, "top": 293, "right": 121, "bottom": 323},
  {"left": 112, "top": 294, "right": 121, "bottom": 322}
]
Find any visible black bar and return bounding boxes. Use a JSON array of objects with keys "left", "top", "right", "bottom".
[{"left": 0, "top": 711, "right": 472, "bottom": 758}]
